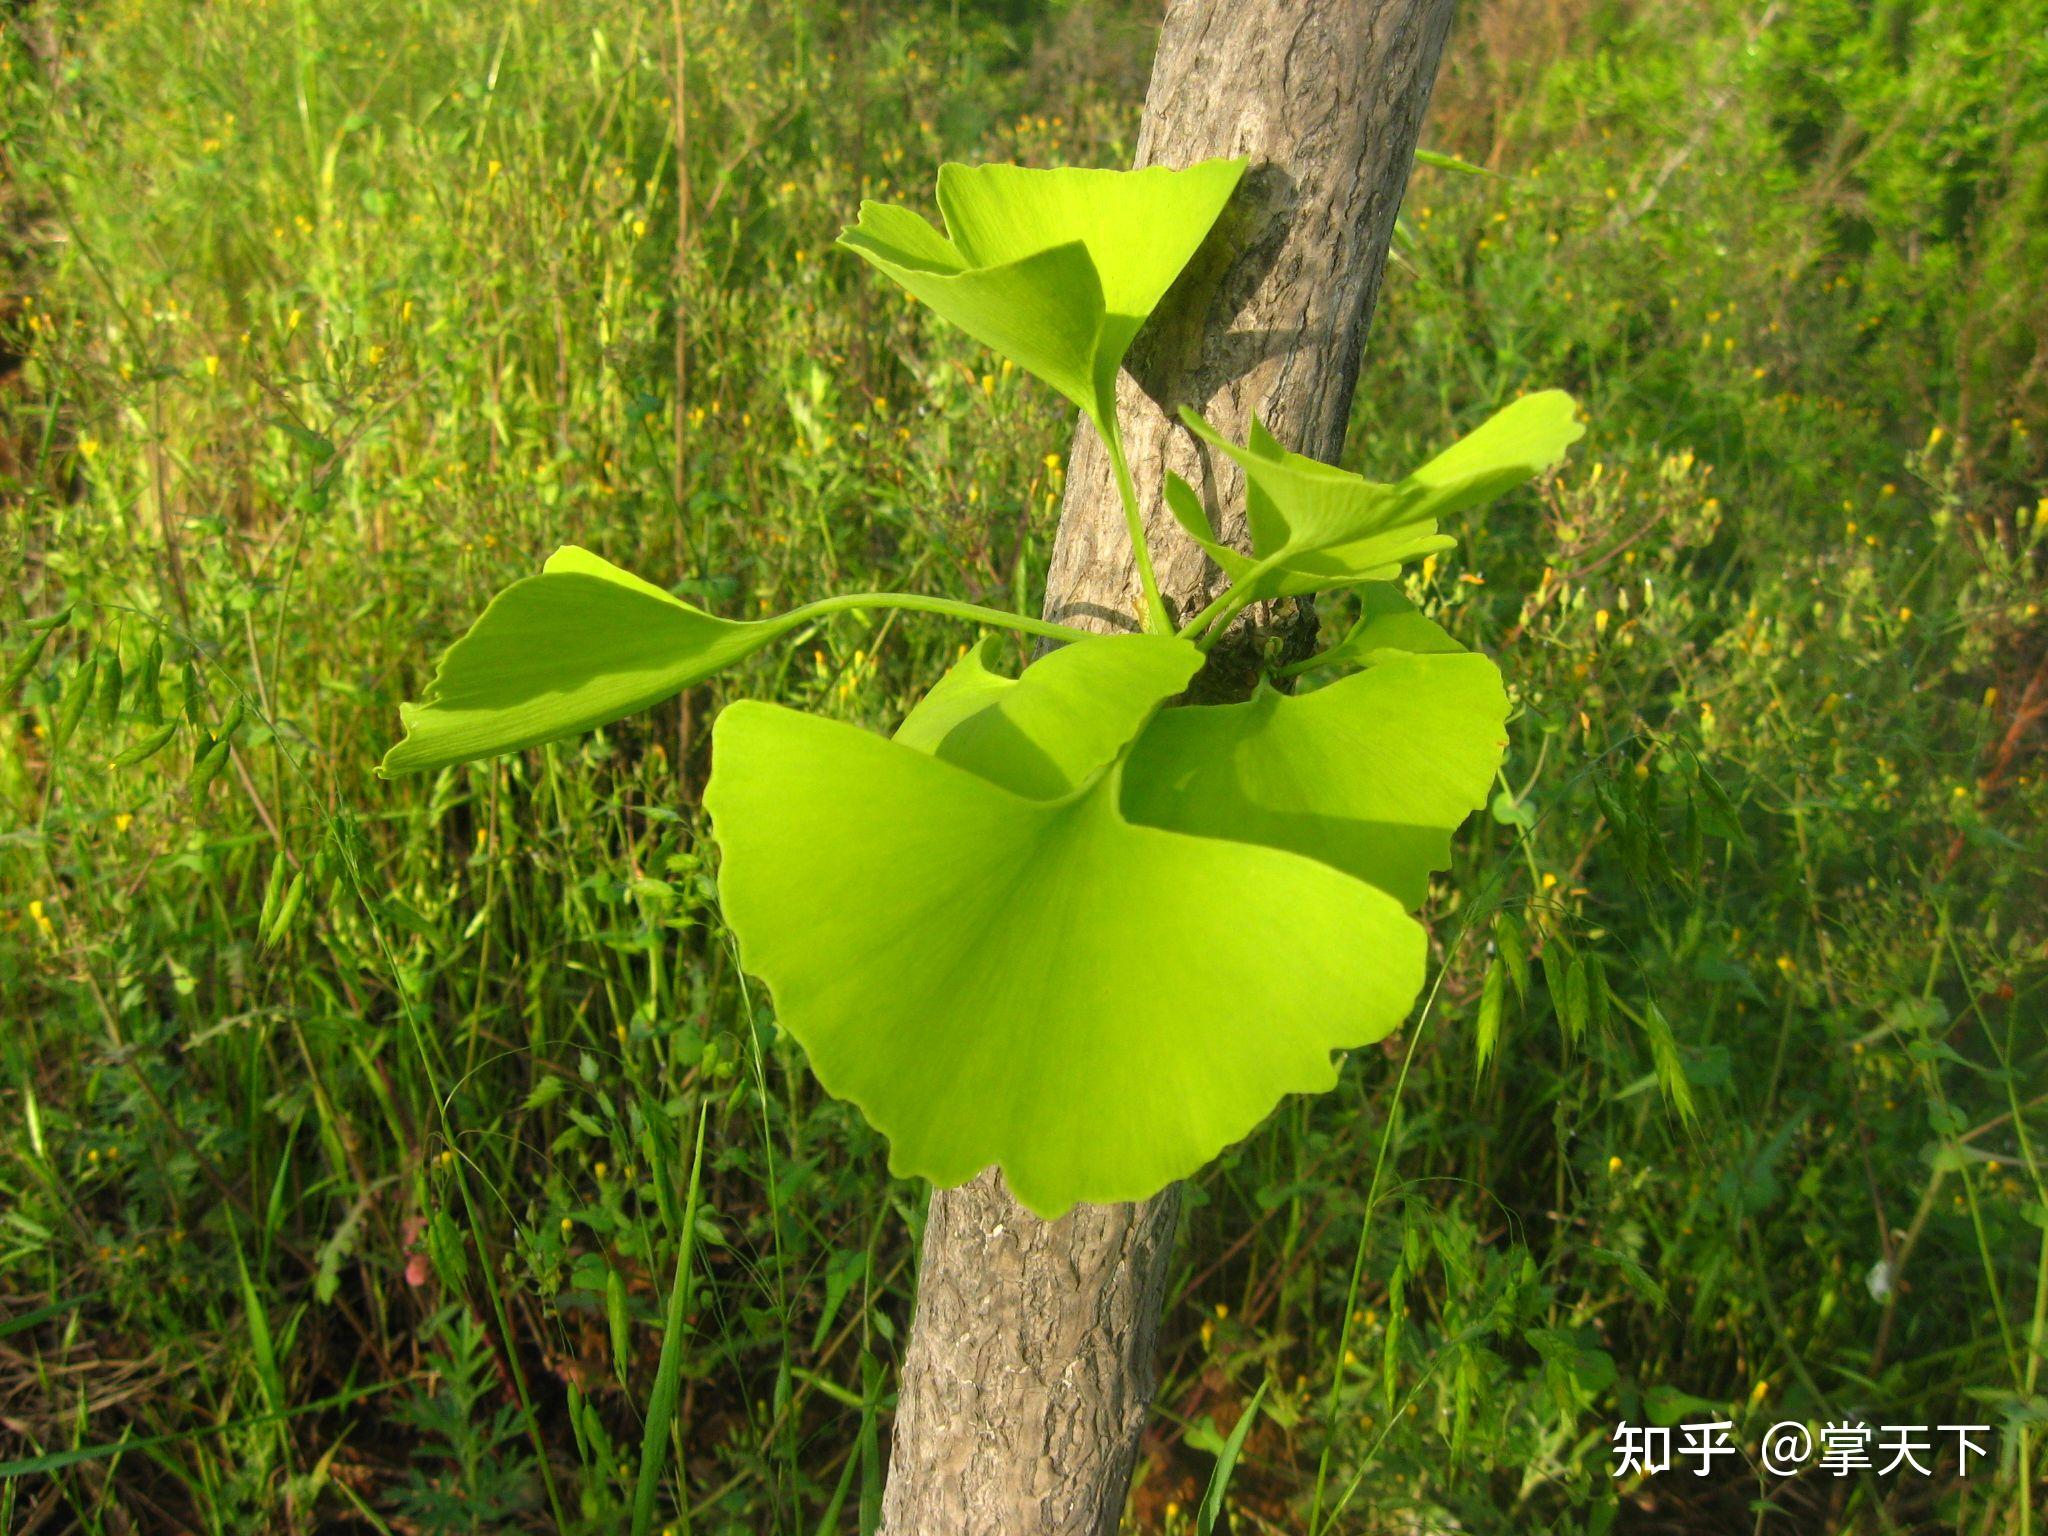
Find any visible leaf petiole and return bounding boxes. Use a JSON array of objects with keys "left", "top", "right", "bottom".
[
  {"left": 1103, "top": 420, "right": 1173, "bottom": 635},
  {"left": 1176, "top": 588, "right": 1234, "bottom": 642},
  {"left": 1178, "top": 578, "right": 1266, "bottom": 653},
  {"left": 787, "top": 590, "right": 1094, "bottom": 646}
]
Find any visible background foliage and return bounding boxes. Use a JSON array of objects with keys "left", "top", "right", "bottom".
[{"left": 2, "top": 0, "right": 2044, "bottom": 1531}]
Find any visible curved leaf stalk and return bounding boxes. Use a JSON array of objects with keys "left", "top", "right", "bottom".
[
  {"left": 1175, "top": 587, "right": 1236, "bottom": 644},
  {"left": 1177, "top": 580, "right": 1263, "bottom": 653},
  {"left": 1101, "top": 421, "right": 1172, "bottom": 634},
  {"left": 791, "top": 590, "right": 1092, "bottom": 647}
]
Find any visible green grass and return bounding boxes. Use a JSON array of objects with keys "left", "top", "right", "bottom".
[{"left": 3, "top": 0, "right": 2045, "bottom": 1532}]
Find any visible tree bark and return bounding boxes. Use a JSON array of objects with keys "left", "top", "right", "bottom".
[{"left": 879, "top": 2, "right": 1454, "bottom": 1531}]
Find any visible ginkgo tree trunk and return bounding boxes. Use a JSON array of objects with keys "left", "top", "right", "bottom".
[{"left": 878, "top": 3, "right": 1461, "bottom": 1530}]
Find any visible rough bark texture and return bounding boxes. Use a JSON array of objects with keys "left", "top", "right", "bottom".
[
  {"left": 878, "top": 1171, "right": 1183, "bottom": 1536},
  {"left": 880, "top": 2, "right": 1454, "bottom": 1532}
]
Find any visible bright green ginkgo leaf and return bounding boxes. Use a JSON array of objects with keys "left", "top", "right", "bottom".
[
  {"left": 1166, "top": 391, "right": 1583, "bottom": 600},
  {"left": 895, "top": 631, "right": 1200, "bottom": 798},
  {"left": 380, "top": 546, "right": 812, "bottom": 777},
  {"left": 1165, "top": 414, "right": 1451, "bottom": 600},
  {"left": 1397, "top": 388, "right": 1585, "bottom": 524},
  {"left": 1121, "top": 652, "right": 1510, "bottom": 911},
  {"left": 705, "top": 699, "right": 1422, "bottom": 1218},
  {"left": 838, "top": 159, "right": 1246, "bottom": 430},
  {"left": 1298, "top": 583, "right": 1464, "bottom": 673}
]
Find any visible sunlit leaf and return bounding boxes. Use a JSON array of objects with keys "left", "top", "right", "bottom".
[
  {"left": 1399, "top": 389, "right": 1585, "bottom": 524},
  {"left": 839, "top": 159, "right": 1246, "bottom": 430},
  {"left": 1165, "top": 416, "right": 1448, "bottom": 599},
  {"left": 1306, "top": 583, "right": 1465, "bottom": 671},
  {"left": 706, "top": 693, "right": 1422, "bottom": 1218},
  {"left": 1121, "top": 653, "right": 1509, "bottom": 910},
  {"left": 379, "top": 546, "right": 808, "bottom": 776},
  {"left": 1167, "top": 391, "right": 1583, "bottom": 599},
  {"left": 895, "top": 631, "right": 1200, "bottom": 798}
]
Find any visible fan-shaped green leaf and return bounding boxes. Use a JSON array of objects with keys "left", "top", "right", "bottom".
[
  {"left": 381, "top": 548, "right": 1096, "bottom": 777},
  {"left": 838, "top": 159, "right": 1246, "bottom": 429},
  {"left": 1121, "top": 653, "right": 1509, "bottom": 910},
  {"left": 1168, "top": 391, "right": 1583, "bottom": 599},
  {"left": 1298, "top": 583, "right": 1464, "bottom": 673},
  {"left": 1167, "top": 414, "right": 1450, "bottom": 600},
  {"left": 706, "top": 702, "right": 1423, "bottom": 1217},
  {"left": 895, "top": 632, "right": 1200, "bottom": 798},
  {"left": 1399, "top": 388, "right": 1585, "bottom": 524},
  {"left": 380, "top": 546, "right": 804, "bottom": 776}
]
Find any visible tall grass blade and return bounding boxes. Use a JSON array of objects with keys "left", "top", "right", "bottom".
[{"left": 633, "top": 1099, "right": 711, "bottom": 1536}]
